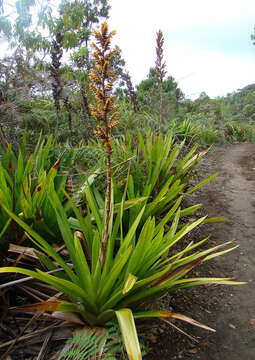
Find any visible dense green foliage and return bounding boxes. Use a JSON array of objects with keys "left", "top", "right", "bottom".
[{"left": 0, "top": 133, "right": 73, "bottom": 247}]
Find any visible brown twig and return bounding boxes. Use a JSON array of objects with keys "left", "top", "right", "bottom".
[
  {"left": 161, "top": 318, "right": 199, "bottom": 343},
  {"left": 36, "top": 330, "right": 53, "bottom": 360}
]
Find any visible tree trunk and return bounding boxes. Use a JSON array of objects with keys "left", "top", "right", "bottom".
[
  {"left": 80, "top": 85, "right": 91, "bottom": 129},
  {"left": 63, "top": 98, "right": 73, "bottom": 145},
  {"left": 50, "top": 33, "right": 64, "bottom": 142},
  {"left": 0, "top": 122, "right": 8, "bottom": 152},
  {"left": 54, "top": 97, "right": 60, "bottom": 139}
]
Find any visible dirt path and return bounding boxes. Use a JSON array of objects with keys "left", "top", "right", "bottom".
[
  {"left": 147, "top": 142, "right": 255, "bottom": 360},
  {"left": 197, "top": 142, "right": 255, "bottom": 360}
]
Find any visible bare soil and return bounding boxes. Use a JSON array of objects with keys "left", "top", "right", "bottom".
[{"left": 146, "top": 142, "right": 255, "bottom": 360}]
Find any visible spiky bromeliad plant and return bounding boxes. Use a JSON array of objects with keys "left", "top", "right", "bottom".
[
  {"left": 0, "top": 132, "right": 74, "bottom": 247},
  {"left": 0, "top": 23, "right": 244, "bottom": 360}
]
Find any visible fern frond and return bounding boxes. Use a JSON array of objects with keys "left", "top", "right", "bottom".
[{"left": 61, "top": 328, "right": 119, "bottom": 360}]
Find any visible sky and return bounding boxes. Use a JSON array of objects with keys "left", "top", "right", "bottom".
[{"left": 108, "top": 0, "right": 255, "bottom": 99}]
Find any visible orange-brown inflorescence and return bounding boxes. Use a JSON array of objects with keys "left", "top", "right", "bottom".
[
  {"left": 155, "top": 30, "right": 167, "bottom": 83},
  {"left": 155, "top": 30, "right": 167, "bottom": 131},
  {"left": 89, "top": 22, "right": 120, "bottom": 267},
  {"left": 89, "top": 22, "right": 120, "bottom": 155}
]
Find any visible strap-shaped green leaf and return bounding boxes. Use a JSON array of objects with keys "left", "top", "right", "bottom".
[
  {"left": 114, "top": 206, "right": 145, "bottom": 262},
  {"left": 73, "top": 233, "right": 95, "bottom": 300},
  {"left": 99, "top": 245, "right": 132, "bottom": 304},
  {"left": 185, "top": 172, "right": 218, "bottom": 195},
  {"left": 48, "top": 188, "right": 82, "bottom": 277},
  {"left": 0, "top": 267, "right": 91, "bottom": 307},
  {"left": 84, "top": 182, "right": 102, "bottom": 232},
  {"left": 1, "top": 203, "right": 77, "bottom": 283},
  {"left": 116, "top": 309, "right": 142, "bottom": 360},
  {"left": 153, "top": 196, "right": 182, "bottom": 235},
  {"left": 64, "top": 191, "right": 94, "bottom": 252},
  {"left": 125, "top": 217, "right": 153, "bottom": 277}
]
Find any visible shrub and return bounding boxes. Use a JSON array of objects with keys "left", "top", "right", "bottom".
[
  {"left": 224, "top": 122, "right": 253, "bottom": 143},
  {"left": 169, "top": 118, "right": 199, "bottom": 142}
]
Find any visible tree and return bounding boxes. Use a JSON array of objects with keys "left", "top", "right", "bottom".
[
  {"left": 0, "top": 53, "right": 52, "bottom": 147},
  {"left": 50, "top": 32, "right": 64, "bottom": 139},
  {"left": 0, "top": 0, "right": 111, "bottom": 143},
  {"left": 199, "top": 91, "right": 209, "bottom": 100},
  {"left": 175, "top": 87, "right": 184, "bottom": 114},
  {"left": 49, "top": 0, "right": 110, "bottom": 141},
  {"left": 136, "top": 68, "right": 183, "bottom": 121}
]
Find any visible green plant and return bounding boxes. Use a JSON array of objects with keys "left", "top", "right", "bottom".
[
  {"left": 114, "top": 110, "right": 158, "bottom": 136},
  {"left": 111, "top": 131, "right": 217, "bottom": 230},
  {"left": 0, "top": 183, "right": 242, "bottom": 359},
  {"left": 60, "top": 320, "right": 148, "bottom": 360},
  {"left": 224, "top": 122, "right": 253, "bottom": 143},
  {"left": 198, "top": 126, "right": 222, "bottom": 145},
  {"left": 60, "top": 328, "right": 118, "bottom": 360},
  {"left": 70, "top": 130, "right": 218, "bottom": 240},
  {"left": 169, "top": 118, "right": 199, "bottom": 142},
  {"left": 0, "top": 132, "right": 74, "bottom": 247}
]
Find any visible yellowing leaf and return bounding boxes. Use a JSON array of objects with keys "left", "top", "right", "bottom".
[
  {"left": 116, "top": 309, "right": 142, "bottom": 360},
  {"left": 11, "top": 300, "right": 79, "bottom": 313},
  {"left": 134, "top": 310, "right": 215, "bottom": 332},
  {"left": 123, "top": 274, "right": 138, "bottom": 294}
]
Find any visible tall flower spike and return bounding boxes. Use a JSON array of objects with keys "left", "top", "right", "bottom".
[
  {"left": 155, "top": 30, "right": 167, "bottom": 131},
  {"left": 89, "top": 22, "right": 120, "bottom": 268}
]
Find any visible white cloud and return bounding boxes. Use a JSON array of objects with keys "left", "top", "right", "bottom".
[
  {"left": 166, "top": 46, "right": 255, "bottom": 98},
  {"left": 109, "top": 0, "right": 255, "bottom": 30},
  {"left": 116, "top": 39, "right": 255, "bottom": 98},
  {"left": 109, "top": 0, "right": 255, "bottom": 98}
]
